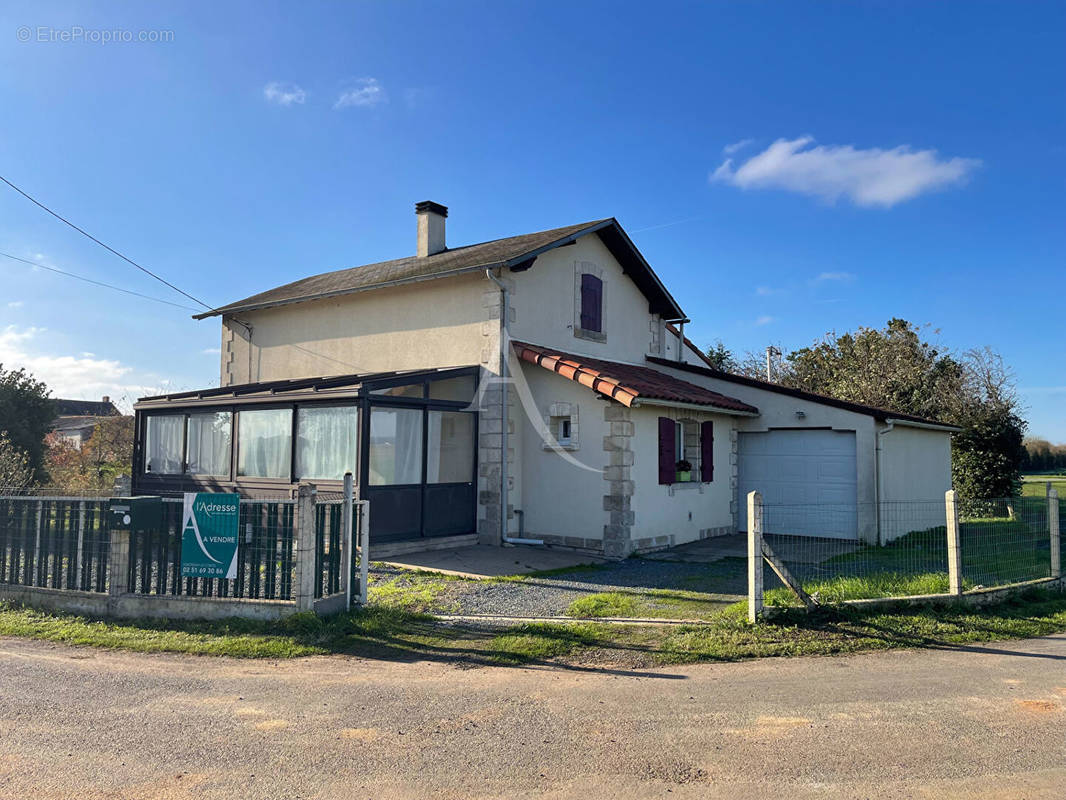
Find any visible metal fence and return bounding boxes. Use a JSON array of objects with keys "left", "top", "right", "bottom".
[
  {"left": 0, "top": 495, "right": 112, "bottom": 593},
  {"left": 127, "top": 498, "right": 297, "bottom": 600},
  {"left": 0, "top": 483, "right": 369, "bottom": 619},
  {"left": 747, "top": 489, "right": 1062, "bottom": 620}
]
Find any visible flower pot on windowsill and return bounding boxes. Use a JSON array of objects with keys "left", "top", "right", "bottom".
[{"left": 676, "top": 470, "right": 691, "bottom": 482}]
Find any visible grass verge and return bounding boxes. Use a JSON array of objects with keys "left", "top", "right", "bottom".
[{"left": 3, "top": 587, "right": 1065, "bottom": 667}]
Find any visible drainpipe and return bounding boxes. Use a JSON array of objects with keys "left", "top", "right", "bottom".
[
  {"left": 485, "top": 268, "right": 543, "bottom": 546},
  {"left": 874, "top": 420, "right": 896, "bottom": 545}
]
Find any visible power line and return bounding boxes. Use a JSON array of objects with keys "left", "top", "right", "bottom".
[
  {"left": 0, "top": 250, "right": 202, "bottom": 312},
  {"left": 0, "top": 174, "right": 214, "bottom": 311}
]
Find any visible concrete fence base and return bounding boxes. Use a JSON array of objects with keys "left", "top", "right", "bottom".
[
  {"left": 761, "top": 576, "right": 1065, "bottom": 620},
  {"left": 0, "top": 583, "right": 297, "bottom": 622}
]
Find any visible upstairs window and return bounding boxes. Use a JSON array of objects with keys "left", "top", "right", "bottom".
[{"left": 580, "top": 273, "right": 603, "bottom": 333}]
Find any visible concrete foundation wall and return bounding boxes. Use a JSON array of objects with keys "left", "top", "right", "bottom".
[{"left": 0, "top": 584, "right": 297, "bottom": 622}]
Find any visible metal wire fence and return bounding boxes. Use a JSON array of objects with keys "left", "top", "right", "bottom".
[
  {"left": 758, "top": 501, "right": 951, "bottom": 604},
  {"left": 959, "top": 496, "right": 1054, "bottom": 588},
  {"left": 127, "top": 498, "right": 297, "bottom": 600},
  {"left": 0, "top": 495, "right": 112, "bottom": 592},
  {"left": 752, "top": 494, "right": 1062, "bottom": 612}
]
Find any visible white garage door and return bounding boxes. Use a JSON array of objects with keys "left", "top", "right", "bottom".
[{"left": 737, "top": 429, "right": 858, "bottom": 539}]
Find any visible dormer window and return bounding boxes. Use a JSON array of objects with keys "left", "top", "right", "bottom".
[{"left": 574, "top": 262, "right": 607, "bottom": 343}]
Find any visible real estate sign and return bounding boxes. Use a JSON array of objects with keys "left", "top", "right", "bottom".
[{"left": 180, "top": 493, "right": 240, "bottom": 579}]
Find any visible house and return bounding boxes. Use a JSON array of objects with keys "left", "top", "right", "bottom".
[
  {"left": 132, "top": 202, "right": 956, "bottom": 556},
  {"left": 52, "top": 397, "right": 122, "bottom": 449}
]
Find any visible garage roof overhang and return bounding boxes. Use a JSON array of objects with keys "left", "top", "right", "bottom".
[{"left": 646, "top": 356, "right": 959, "bottom": 431}]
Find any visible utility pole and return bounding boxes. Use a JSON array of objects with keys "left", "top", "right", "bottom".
[{"left": 765, "top": 346, "right": 780, "bottom": 382}]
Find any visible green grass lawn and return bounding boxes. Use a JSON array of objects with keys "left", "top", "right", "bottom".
[
  {"left": 3, "top": 587, "right": 1066, "bottom": 667},
  {"left": 1022, "top": 474, "right": 1066, "bottom": 498}
]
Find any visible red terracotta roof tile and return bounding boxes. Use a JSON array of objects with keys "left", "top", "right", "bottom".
[{"left": 513, "top": 341, "right": 759, "bottom": 415}]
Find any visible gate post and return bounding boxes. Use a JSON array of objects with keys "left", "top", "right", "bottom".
[
  {"left": 945, "top": 490, "right": 963, "bottom": 596},
  {"left": 1049, "top": 489, "right": 1060, "bottom": 582},
  {"left": 108, "top": 528, "right": 131, "bottom": 596},
  {"left": 293, "top": 483, "right": 317, "bottom": 612},
  {"left": 341, "top": 473, "right": 353, "bottom": 611},
  {"left": 747, "top": 490, "right": 763, "bottom": 623}
]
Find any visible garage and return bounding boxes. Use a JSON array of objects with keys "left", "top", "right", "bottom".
[{"left": 737, "top": 429, "right": 858, "bottom": 539}]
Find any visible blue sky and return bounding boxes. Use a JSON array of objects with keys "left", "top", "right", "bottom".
[{"left": 1, "top": 1, "right": 1063, "bottom": 438}]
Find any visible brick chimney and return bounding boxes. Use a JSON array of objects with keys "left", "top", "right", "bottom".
[{"left": 415, "top": 201, "right": 447, "bottom": 257}]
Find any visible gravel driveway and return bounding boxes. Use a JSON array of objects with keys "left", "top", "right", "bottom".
[{"left": 370, "top": 557, "right": 751, "bottom": 618}]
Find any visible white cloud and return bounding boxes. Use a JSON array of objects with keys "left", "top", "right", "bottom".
[
  {"left": 0, "top": 326, "right": 157, "bottom": 412},
  {"left": 263, "top": 81, "right": 307, "bottom": 106},
  {"left": 755, "top": 315, "right": 775, "bottom": 326},
  {"left": 711, "top": 136, "right": 981, "bottom": 208},
  {"left": 202, "top": 348, "right": 221, "bottom": 355},
  {"left": 6, "top": 301, "right": 22, "bottom": 309},
  {"left": 723, "top": 138, "right": 754, "bottom": 155},
  {"left": 815, "top": 271, "right": 855, "bottom": 282},
  {"left": 755, "top": 286, "right": 778, "bottom": 296},
  {"left": 334, "top": 78, "right": 387, "bottom": 109}
]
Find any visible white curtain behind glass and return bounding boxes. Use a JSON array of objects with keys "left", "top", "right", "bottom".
[
  {"left": 237, "top": 409, "right": 293, "bottom": 479},
  {"left": 369, "top": 408, "right": 422, "bottom": 485},
  {"left": 426, "top": 411, "right": 474, "bottom": 483},
  {"left": 145, "top": 415, "right": 184, "bottom": 474},
  {"left": 187, "top": 412, "right": 232, "bottom": 477},
  {"left": 297, "top": 406, "right": 359, "bottom": 480}
]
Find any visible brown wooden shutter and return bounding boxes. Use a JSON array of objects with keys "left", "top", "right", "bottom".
[
  {"left": 658, "top": 417, "right": 676, "bottom": 485},
  {"left": 700, "top": 420, "right": 714, "bottom": 482},
  {"left": 580, "top": 273, "right": 603, "bottom": 332}
]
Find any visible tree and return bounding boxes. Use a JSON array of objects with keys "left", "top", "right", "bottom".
[
  {"left": 0, "top": 364, "right": 55, "bottom": 482},
  {"left": 762, "top": 320, "right": 1026, "bottom": 504},
  {"left": 0, "top": 433, "right": 34, "bottom": 491},
  {"left": 703, "top": 340, "right": 739, "bottom": 373},
  {"left": 45, "top": 416, "right": 134, "bottom": 492}
]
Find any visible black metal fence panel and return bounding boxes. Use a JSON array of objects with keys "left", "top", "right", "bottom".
[
  {"left": 0, "top": 497, "right": 111, "bottom": 592},
  {"left": 126, "top": 499, "right": 296, "bottom": 600}
]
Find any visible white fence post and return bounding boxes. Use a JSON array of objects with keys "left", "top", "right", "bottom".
[
  {"left": 747, "top": 490, "right": 763, "bottom": 623},
  {"left": 341, "top": 472, "right": 353, "bottom": 611},
  {"left": 293, "top": 483, "right": 317, "bottom": 612},
  {"left": 1049, "top": 488, "right": 1060, "bottom": 582},
  {"left": 33, "top": 499, "right": 43, "bottom": 585},
  {"left": 359, "top": 501, "right": 370, "bottom": 606},
  {"left": 75, "top": 500, "right": 86, "bottom": 588},
  {"left": 945, "top": 489, "right": 963, "bottom": 596}
]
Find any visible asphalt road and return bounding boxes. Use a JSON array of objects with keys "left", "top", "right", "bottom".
[{"left": 1, "top": 635, "right": 1064, "bottom": 799}]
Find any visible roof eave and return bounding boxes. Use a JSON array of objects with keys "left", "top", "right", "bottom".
[{"left": 631, "top": 397, "right": 760, "bottom": 417}]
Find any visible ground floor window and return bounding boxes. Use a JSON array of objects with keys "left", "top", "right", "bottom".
[
  {"left": 237, "top": 408, "right": 293, "bottom": 479},
  {"left": 369, "top": 407, "right": 423, "bottom": 485},
  {"left": 658, "top": 417, "right": 715, "bottom": 485},
  {"left": 187, "top": 411, "right": 232, "bottom": 477},
  {"left": 427, "top": 410, "right": 475, "bottom": 483},
  {"left": 296, "top": 405, "right": 358, "bottom": 480},
  {"left": 145, "top": 414, "right": 185, "bottom": 474}
]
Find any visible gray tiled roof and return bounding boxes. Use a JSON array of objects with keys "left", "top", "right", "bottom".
[{"left": 195, "top": 219, "right": 614, "bottom": 319}]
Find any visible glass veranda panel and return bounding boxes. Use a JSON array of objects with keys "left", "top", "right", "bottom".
[
  {"left": 296, "top": 405, "right": 359, "bottom": 480},
  {"left": 187, "top": 411, "right": 232, "bottom": 477},
  {"left": 145, "top": 414, "right": 184, "bottom": 474},
  {"left": 237, "top": 408, "right": 293, "bottom": 479},
  {"left": 369, "top": 407, "right": 423, "bottom": 485},
  {"left": 426, "top": 410, "right": 474, "bottom": 483}
]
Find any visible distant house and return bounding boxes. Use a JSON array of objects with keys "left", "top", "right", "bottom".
[
  {"left": 132, "top": 202, "right": 956, "bottom": 557},
  {"left": 52, "top": 397, "right": 121, "bottom": 449}
]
